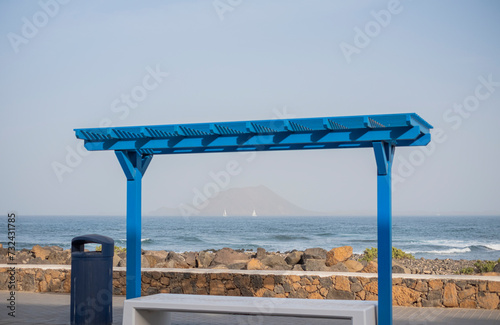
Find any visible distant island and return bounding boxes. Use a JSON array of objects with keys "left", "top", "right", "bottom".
[{"left": 148, "top": 185, "right": 331, "bottom": 217}]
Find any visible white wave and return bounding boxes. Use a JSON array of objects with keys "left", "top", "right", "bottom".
[
  {"left": 420, "top": 239, "right": 470, "bottom": 248},
  {"left": 115, "top": 238, "right": 151, "bottom": 243},
  {"left": 420, "top": 239, "right": 500, "bottom": 250},
  {"left": 409, "top": 247, "right": 471, "bottom": 255},
  {"left": 483, "top": 244, "right": 500, "bottom": 251}
]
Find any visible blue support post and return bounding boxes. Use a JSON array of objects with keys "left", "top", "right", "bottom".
[
  {"left": 126, "top": 172, "right": 142, "bottom": 299},
  {"left": 115, "top": 151, "right": 152, "bottom": 299},
  {"left": 373, "top": 141, "right": 395, "bottom": 325}
]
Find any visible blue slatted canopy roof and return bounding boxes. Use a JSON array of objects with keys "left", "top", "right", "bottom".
[{"left": 75, "top": 113, "right": 432, "bottom": 154}]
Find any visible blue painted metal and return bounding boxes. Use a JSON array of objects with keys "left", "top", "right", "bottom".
[
  {"left": 115, "top": 151, "right": 152, "bottom": 299},
  {"left": 70, "top": 234, "right": 114, "bottom": 324},
  {"left": 373, "top": 141, "right": 395, "bottom": 325},
  {"left": 75, "top": 113, "right": 432, "bottom": 155},
  {"left": 75, "top": 113, "right": 433, "bottom": 323}
]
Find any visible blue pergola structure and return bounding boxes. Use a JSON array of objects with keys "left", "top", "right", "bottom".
[{"left": 75, "top": 113, "right": 432, "bottom": 325}]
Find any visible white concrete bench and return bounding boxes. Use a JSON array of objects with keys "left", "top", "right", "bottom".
[{"left": 123, "top": 294, "right": 377, "bottom": 325}]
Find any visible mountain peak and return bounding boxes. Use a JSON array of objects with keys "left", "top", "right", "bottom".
[{"left": 149, "top": 185, "right": 327, "bottom": 217}]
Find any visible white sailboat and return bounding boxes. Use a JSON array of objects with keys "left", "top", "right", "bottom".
[
  {"left": 223, "top": 209, "right": 228, "bottom": 217},
  {"left": 252, "top": 209, "right": 257, "bottom": 217}
]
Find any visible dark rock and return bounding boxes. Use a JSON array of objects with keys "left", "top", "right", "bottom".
[
  {"left": 360, "top": 261, "right": 378, "bottom": 273},
  {"left": 250, "top": 275, "right": 263, "bottom": 288},
  {"left": 422, "top": 299, "right": 442, "bottom": 307},
  {"left": 261, "top": 255, "right": 290, "bottom": 270},
  {"left": 170, "top": 286, "right": 182, "bottom": 294},
  {"left": 143, "top": 250, "right": 168, "bottom": 261},
  {"left": 228, "top": 262, "right": 247, "bottom": 270},
  {"left": 0, "top": 271, "right": 8, "bottom": 286},
  {"left": 282, "top": 282, "right": 293, "bottom": 293},
  {"left": 319, "top": 277, "right": 333, "bottom": 288},
  {"left": 27, "top": 257, "right": 44, "bottom": 264},
  {"left": 428, "top": 290, "right": 442, "bottom": 301},
  {"left": 285, "top": 251, "right": 303, "bottom": 265},
  {"left": 184, "top": 252, "right": 198, "bottom": 267},
  {"left": 234, "top": 276, "right": 250, "bottom": 290},
  {"left": 456, "top": 281, "right": 468, "bottom": 290},
  {"left": 392, "top": 263, "right": 411, "bottom": 274},
  {"left": 17, "top": 251, "right": 32, "bottom": 264},
  {"left": 274, "top": 284, "right": 285, "bottom": 294},
  {"left": 20, "top": 273, "right": 36, "bottom": 291},
  {"left": 263, "top": 290, "right": 276, "bottom": 298},
  {"left": 167, "top": 251, "right": 181, "bottom": 260},
  {"left": 328, "top": 263, "right": 348, "bottom": 272},
  {"left": 351, "top": 283, "right": 363, "bottom": 293},
  {"left": 303, "top": 259, "right": 329, "bottom": 271},
  {"left": 274, "top": 275, "right": 285, "bottom": 285},
  {"left": 403, "top": 278, "right": 416, "bottom": 288},
  {"left": 211, "top": 248, "right": 249, "bottom": 267},
  {"left": 46, "top": 250, "right": 71, "bottom": 264},
  {"left": 289, "top": 288, "right": 308, "bottom": 299},
  {"left": 327, "top": 289, "right": 355, "bottom": 300},
  {"left": 303, "top": 248, "right": 327, "bottom": 261},
  {"left": 349, "top": 277, "right": 359, "bottom": 284},
  {"left": 166, "top": 252, "right": 189, "bottom": 268},
  {"left": 240, "top": 287, "right": 253, "bottom": 296},
  {"left": 256, "top": 247, "right": 266, "bottom": 260},
  {"left": 141, "top": 255, "right": 150, "bottom": 268},
  {"left": 494, "top": 263, "right": 500, "bottom": 273},
  {"left": 113, "top": 255, "right": 122, "bottom": 267},
  {"left": 144, "top": 255, "right": 162, "bottom": 268},
  {"left": 118, "top": 258, "right": 127, "bottom": 267},
  {"left": 197, "top": 251, "right": 214, "bottom": 268}
]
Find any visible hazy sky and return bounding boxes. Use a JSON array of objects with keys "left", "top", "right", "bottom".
[{"left": 1, "top": 0, "right": 499, "bottom": 217}]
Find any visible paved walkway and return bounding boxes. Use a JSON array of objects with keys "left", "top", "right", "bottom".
[{"left": 1, "top": 291, "right": 499, "bottom": 325}]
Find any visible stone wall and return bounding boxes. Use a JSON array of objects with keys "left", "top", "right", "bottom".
[
  {"left": 0, "top": 266, "right": 71, "bottom": 293},
  {"left": 1, "top": 265, "right": 499, "bottom": 309}
]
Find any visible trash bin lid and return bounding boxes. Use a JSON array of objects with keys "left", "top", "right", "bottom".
[{"left": 72, "top": 234, "right": 114, "bottom": 257}]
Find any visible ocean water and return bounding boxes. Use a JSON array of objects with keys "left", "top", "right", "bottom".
[{"left": 3, "top": 215, "right": 500, "bottom": 261}]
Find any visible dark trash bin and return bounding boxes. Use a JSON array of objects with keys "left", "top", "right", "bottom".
[{"left": 70, "top": 234, "right": 114, "bottom": 325}]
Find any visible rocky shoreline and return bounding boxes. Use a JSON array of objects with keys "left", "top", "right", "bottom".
[{"left": 2, "top": 244, "right": 500, "bottom": 276}]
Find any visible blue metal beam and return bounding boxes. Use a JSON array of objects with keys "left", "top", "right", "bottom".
[
  {"left": 75, "top": 114, "right": 432, "bottom": 156},
  {"left": 373, "top": 141, "right": 395, "bottom": 325},
  {"left": 80, "top": 129, "right": 429, "bottom": 153},
  {"left": 115, "top": 151, "right": 152, "bottom": 299}
]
